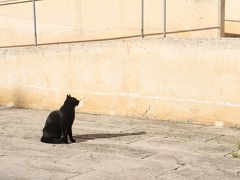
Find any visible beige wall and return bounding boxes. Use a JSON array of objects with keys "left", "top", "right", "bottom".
[
  {"left": 0, "top": 0, "right": 223, "bottom": 46},
  {"left": 225, "top": 0, "right": 240, "bottom": 36},
  {"left": 1, "top": 37, "right": 240, "bottom": 127}
]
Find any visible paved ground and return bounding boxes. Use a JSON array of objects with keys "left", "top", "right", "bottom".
[{"left": 0, "top": 107, "right": 240, "bottom": 180}]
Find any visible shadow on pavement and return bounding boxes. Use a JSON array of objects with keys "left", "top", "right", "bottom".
[{"left": 74, "top": 131, "right": 146, "bottom": 142}]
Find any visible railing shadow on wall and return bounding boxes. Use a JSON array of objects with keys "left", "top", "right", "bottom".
[
  {"left": 0, "top": 26, "right": 220, "bottom": 49},
  {"left": 224, "top": 20, "right": 240, "bottom": 37},
  {"left": 225, "top": 33, "right": 240, "bottom": 37}
]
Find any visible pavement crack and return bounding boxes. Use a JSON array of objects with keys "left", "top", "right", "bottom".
[
  {"left": 120, "top": 126, "right": 141, "bottom": 133},
  {"left": 224, "top": 149, "right": 238, "bottom": 157},
  {"left": 204, "top": 134, "right": 224, "bottom": 142},
  {"left": 30, "top": 164, "right": 80, "bottom": 174},
  {"left": 155, "top": 163, "right": 185, "bottom": 179},
  {"left": 155, "top": 171, "right": 168, "bottom": 179},
  {"left": 142, "top": 105, "right": 151, "bottom": 116},
  {"left": 65, "top": 173, "right": 80, "bottom": 180},
  {"left": 65, "top": 170, "right": 94, "bottom": 180},
  {"left": 172, "top": 163, "right": 185, "bottom": 171},
  {"left": 127, "top": 136, "right": 153, "bottom": 144},
  {"left": 141, "top": 152, "right": 158, "bottom": 160}
]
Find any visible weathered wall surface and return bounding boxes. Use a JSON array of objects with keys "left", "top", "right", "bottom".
[
  {"left": 0, "top": 0, "right": 223, "bottom": 46},
  {"left": 225, "top": 0, "right": 240, "bottom": 37},
  {"left": 1, "top": 38, "right": 240, "bottom": 126}
]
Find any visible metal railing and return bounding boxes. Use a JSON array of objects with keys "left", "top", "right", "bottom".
[
  {"left": 0, "top": 0, "right": 227, "bottom": 48},
  {"left": 0, "top": 0, "right": 167, "bottom": 47},
  {"left": 32, "top": 0, "right": 37, "bottom": 46},
  {"left": 163, "top": 0, "right": 167, "bottom": 37}
]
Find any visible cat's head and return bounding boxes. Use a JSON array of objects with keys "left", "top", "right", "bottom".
[{"left": 65, "top": 94, "right": 80, "bottom": 107}]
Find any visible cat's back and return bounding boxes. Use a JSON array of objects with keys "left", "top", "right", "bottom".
[{"left": 46, "top": 110, "right": 63, "bottom": 124}]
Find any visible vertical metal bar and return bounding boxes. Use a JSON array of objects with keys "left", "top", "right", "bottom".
[
  {"left": 219, "top": 0, "right": 225, "bottom": 37},
  {"left": 32, "top": 0, "right": 37, "bottom": 46},
  {"left": 141, "top": 0, "right": 144, "bottom": 38},
  {"left": 163, "top": 0, "right": 166, "bottom": 37}
]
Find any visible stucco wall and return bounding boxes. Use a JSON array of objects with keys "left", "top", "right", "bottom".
[
  {"left": 1, "top": 37, "right": 240, "bottom": 126},
  {"left": 225, "top": 0, "right": 240, "bottom": 37},
  {"left": 0, "top": 0, "right": 223, "bottom": 46}
]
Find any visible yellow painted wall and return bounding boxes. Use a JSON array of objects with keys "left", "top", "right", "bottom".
[
  {"left": 0, "top": 0, "right": 223, "bottom": 46},
  {"left": 1, "top": 37, "right": 240, "bottom": 127}
]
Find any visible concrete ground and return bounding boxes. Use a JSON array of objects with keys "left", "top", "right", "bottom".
[{"left": 0, "top": 107, "right": 240, "bottom": 180}]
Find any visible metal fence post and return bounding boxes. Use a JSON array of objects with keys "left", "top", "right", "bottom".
[
  {"left": 163, "top": 0, "right": 166, "bottom": 37},
  {"left": 32, "top": 0, "right": 38, "bottom": 46},
  {"left": 141, "top": 0, "right": 144, "bottom": 38},
  {"left": 219, "top": 0, "right": 225, "bottom": 37}
]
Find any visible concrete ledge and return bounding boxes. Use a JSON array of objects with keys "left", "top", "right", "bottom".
[{"left": 1, "top": 38, "right": 240, "bottom": 126}]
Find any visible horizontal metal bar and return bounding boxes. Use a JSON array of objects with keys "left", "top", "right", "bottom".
[{"left": 0, "top": 0, "right": 42, "bottom": 6}]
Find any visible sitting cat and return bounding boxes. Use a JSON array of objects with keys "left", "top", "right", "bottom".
[{"left": 41, "top": 95, "right": 80, "bottom": 144}]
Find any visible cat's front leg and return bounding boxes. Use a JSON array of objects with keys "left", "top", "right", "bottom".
[
  {"left": 68, "top": 126, "right": 76, "bottom": 143},
  {"left": 61, "top": 121, "right": 69, "bottom": 144},
  {"left": 62, "top": 130, "right": 68, "bottom": 144}
]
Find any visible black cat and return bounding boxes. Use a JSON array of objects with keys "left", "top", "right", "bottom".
[{"left": 41, "top": 95, "right": 80, "bottom": 144}]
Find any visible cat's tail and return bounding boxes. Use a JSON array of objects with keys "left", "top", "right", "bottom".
[
  {"left": 40, "top": 136, "right": 68, "bottom": 144},
  {"left": 40, "top": 136, "right": 54, "bottom": 143}
]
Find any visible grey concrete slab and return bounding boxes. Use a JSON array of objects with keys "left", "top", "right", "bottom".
[{"left": 0, "top": 107, "right": 239, "bottom": 180}]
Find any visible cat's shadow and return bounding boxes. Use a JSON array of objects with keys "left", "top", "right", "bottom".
[{"left": 74, "top": 131, "right": 146, "bottom": 143}]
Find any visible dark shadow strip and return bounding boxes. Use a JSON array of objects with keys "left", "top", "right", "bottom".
[{"left": 0, "top": 27, "right": 221, "bottom": 49}]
